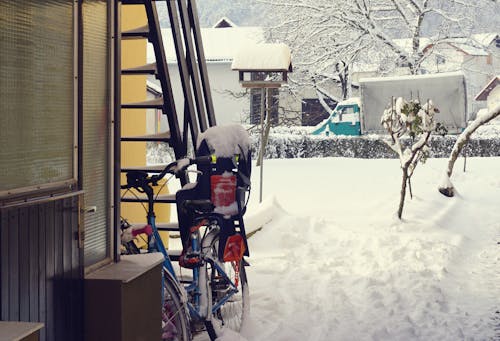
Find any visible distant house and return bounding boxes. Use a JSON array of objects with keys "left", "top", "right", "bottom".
[
  {"left": 475, "top": 75, "right": 500, "bottom": 122},
  {"left": 212, "top": 16, "right": 238, "bottom": 28},
  {"left": 420, "top": 33, "right": 500, "bottom": 115},
  {"left": 147, "top": 18, "right": 265, "bottom": 128},
  {"left": 288, "top": 33, "right": 500, "bottom": 126},
  {"left": 350, "top": 33, "right": 500, "bottom": 118}
]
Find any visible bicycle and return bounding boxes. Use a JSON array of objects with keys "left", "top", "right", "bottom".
[{"left": 120, "top": 150, "right": 251, "bottom": 341}]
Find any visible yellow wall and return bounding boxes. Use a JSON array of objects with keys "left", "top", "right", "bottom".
[{"left": 121, "top": 5, "right": 170, "bottom": 245}]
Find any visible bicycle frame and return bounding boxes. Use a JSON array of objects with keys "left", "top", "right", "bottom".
[
  {"left": 141, "top": 181, "right": 242, "bottom": 323},
  {"left": 122, "top": 163, "right": 245, "bottom": 340}
]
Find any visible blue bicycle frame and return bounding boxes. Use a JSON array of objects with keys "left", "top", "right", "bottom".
[{"left": 146, "top": 207, "right": 240, "bottom": 322}]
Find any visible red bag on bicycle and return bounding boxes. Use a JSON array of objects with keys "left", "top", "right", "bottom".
[
  {"left": 223, "top": 233, "right": 246, "bottom": 262},
  {"left": 210, "top": 174, "right": 237, "bottom": 208}
]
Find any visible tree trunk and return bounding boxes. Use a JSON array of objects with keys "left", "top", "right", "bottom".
[
  {"left": 398, "top": 168, "right": 408, "bottom": 219},
  {"left": 408, "top": 177, "right": 413, "bottom": 199}
]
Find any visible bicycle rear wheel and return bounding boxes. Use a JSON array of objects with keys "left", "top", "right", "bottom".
[
  {"left": 203, "top": 229, "right": 249, "bottom": 333},
  {"left": 162, "top": 269, "right": 191, "bottom": 341}
]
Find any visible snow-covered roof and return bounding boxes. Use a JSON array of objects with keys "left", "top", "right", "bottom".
[
  {"left": 393, "top": 33, "right": 497, "bottom": 56},
  {"left": 475, "top": 75, "right": 500, "bottom": 101},
  {"left": 472, "top": 32, "right": 499, "bottom": 47},
  {"left": 422, "top": 33, "right": 499, "bottom": 56},
  {"left": 447, "top": 41, "right": 489, "bottom": 56},
  {"left": 147, "top": 26, "right": 265, "bottom": 64},
  {"left": 231, "top": 43, "right": 292, "bottom": 71},
  {"left": 359, "top": 71, "right": 463, "bottom": 83}
]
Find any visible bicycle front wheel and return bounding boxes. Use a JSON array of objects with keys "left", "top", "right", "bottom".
[
  {"left": 203, "top": 229, "right": 249, "bottom": 333},
  {"left": 162, "top": 269, "right": 191, "bottom": 341}
]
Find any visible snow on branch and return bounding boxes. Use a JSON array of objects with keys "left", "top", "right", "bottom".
[
  {"left": 381, "top": 96, "right": 439, "bottom": 218},
  {"left": 438, "top": 102, "right": 500, "bottom": 197}
]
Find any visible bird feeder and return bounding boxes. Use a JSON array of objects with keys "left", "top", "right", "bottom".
[{"left": 232, "top": 43, "right": 292, "bottom": 202}]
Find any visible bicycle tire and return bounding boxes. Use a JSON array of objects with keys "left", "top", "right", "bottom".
[
  {"left": 203, "top": 228, "right": 250, "bottom": 334},
  {"left": 162, "top": 269, "right": 191, "bottom": 341}
]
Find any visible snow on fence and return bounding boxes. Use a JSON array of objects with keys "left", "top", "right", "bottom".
[
  {"left": 248, "top": 133, "right": 500, "bottom": 159},
  {"left": 148, "top": 132, "right": 500, "bottom": 164}
]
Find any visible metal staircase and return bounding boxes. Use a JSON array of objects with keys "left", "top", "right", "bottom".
[{"left": 118, "top": 0, "right": 216, "bottom": 240}]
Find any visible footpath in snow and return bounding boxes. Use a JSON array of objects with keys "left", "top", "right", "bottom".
[{"left": 233, "top": 157, "right": 500, "bottom": 341}]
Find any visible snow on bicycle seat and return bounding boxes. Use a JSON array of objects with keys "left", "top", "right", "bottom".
[{"left": 196, "top": 124, "right": 250, "bottom": 158}]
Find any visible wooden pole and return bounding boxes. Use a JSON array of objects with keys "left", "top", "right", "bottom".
[{"left": 259, "top": 87, "right": 266, "bottom": 203}]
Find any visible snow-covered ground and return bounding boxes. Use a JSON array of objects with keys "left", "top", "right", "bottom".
[{"left": 233, "top": 157, "right": 500, "bottom": 341}]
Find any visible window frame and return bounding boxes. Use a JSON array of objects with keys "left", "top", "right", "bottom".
[{"left": 0, "top": 1, "right": 79, "bottom": 203}]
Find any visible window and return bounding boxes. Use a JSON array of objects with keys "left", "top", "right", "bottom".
[
  {"left": 301, "top": 98, "right": 337, "bottom": 126},
  {"left": 0, "top": 0, "right": 76, "bottom": 198}
]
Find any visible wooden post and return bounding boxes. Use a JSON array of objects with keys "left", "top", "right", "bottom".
[{"left": 259, "top": 88, "right": 266, "bottom": 203}]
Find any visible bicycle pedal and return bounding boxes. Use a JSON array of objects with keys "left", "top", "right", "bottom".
[
  {"left": 179, "top": 252, "right": 202, "bottom": 269},
  {"left": 212, "top": 276, "right": 230, "bottom": 292}
]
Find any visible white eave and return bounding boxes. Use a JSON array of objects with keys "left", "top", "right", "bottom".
[{"left": 475, "top": 75, "right": 500, "bottom": 101}]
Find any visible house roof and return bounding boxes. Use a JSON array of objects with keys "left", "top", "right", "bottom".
[
  {"left": 231, "top": 43, "right": 292, "bottom": 71},
  {"left": 212, "top": 17, "right": 237, "bottom": 28},
  {"left": 359, "top": 71, "right": 464, "bottom": 83},
  {"left": 472, "top": 33, "right": 499, "bottom": 46},
  {"left": 475, "top": 75, "right": 500, "bottom": 101},
  {"left": 393, "top": 32, "right": 498, "bottom": 57},
  {"left": 147, "top": 23, "right": 264, "bottom": 63}
]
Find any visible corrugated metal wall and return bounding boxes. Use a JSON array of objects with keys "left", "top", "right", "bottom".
[{"left": 0, "top": 195, "right": 83, "bottom": 341}]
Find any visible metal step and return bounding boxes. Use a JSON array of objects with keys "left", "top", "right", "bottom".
[
  {"left": 121, "top": 193, "right": 176, "bottom": 203},
  {"left": 122, "top": 0, "right": 166, "bottom": 5},
  {"left": 121, "top": 0, "right": 146, "bottom": 4},
  {"left": 122, "top": 0, "right": 165, "bottom": 4},
  {"left": 122, "top": 62, "right": 157, "bottom": 75},
  {"left": 121, "top": 97, "right": 163, "bottom": 109},
  {"left": 122, "top": 25, "right": 149, "bottom": 40},
  {"left": 121, "top": 131, "right": 171, "bottom": 142},
  {"left": 121, "top": 164, "right": 168, "bottom": 173}
]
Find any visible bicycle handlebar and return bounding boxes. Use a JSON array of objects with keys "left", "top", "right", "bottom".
[{"left": 120, "top": 155, "right": 213, "bottom": 191}]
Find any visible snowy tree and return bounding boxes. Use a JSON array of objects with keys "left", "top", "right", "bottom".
[
  {"left": 438, "top": 103, "right": 500, "bottom": 197},
  {"left": 260, "top": 0, "right": 494, "bottom": 110},
  {"left": 381, "top": 97, "right": 439, "bottom": 219}
]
